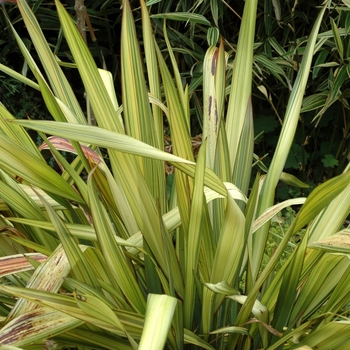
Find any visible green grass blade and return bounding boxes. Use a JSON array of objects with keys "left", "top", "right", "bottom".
[
  {"left": 231, "top": 96, "right": 254, "bottom": 201},
  {"left": 308, "top": 229, "right": 350, "bottom": 254},
  {"left": 9, "top": 119, "right": 193, "bottom": 164},
  {"left": 63, "top": 328, "right": 132, "bottom": 350},
  {"left": 308, "top": 183, "right": 350, "bottom": 243},
  {"left": 121, "top": 0, "right": 154, "bottom": 143},
  {"left": 9, "top": 119, "right": 227, "bottom": 195},
  {"left": 140, "top": 0, "right": 167, "bottom": 214}
]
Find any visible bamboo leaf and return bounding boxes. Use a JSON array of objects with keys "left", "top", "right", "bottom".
[
  {"left": 301, "top": 93, "right": 328, "bottom": 113},
  {"left": 207, "top": 27, "right": 219, "bottom": 46},
  {"left": 150, "top": 13, "right": 211, "bottom": 26},
  {"left": 330, "top": 18, "right": 344, "bottom": 60}
]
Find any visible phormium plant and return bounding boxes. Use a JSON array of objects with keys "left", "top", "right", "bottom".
[{"left": 0, "top": 0, "right": 349, "bottom": 349}]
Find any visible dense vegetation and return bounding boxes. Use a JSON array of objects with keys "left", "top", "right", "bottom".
[{"left": 0, "top": 0, "right": 349, "bottom": 349}]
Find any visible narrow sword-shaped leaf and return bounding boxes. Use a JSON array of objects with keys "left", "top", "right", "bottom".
[
  {"left": 225, "top": 0, "right": 258, "bottom": 177},
  {"left": 0, "top": 135, "right": 83, "bottom": 203},
  {"left": 184, "top": 140, "right": 207, "bottom": 328},
  {"left": 0, "top": 307, "right": 83, "bottom": 347},
  {"left": 150, "top": 13, "right": 211, "bottom": 26},
  {"left": 87, "top": 174, "right": 146, "bottom": 314},
  {"left": 209, "top": 189, "right": 246, "bottom": 313},
  {"left": 74, "top": 292, "right": 138, "bottom": 349},
  {"left": 252, "top": 1, "right": 331, "bottom": 281},
  {"left": 7, "top": 245, "right": 70, "bottom": 319},
  {"left": 121, "top": 0, "right": 165, "bottom": 215},
  {"left": 16, "top": 0, "right": 86, "bottom": 124},
  {"left": 10, "top": 119, "right": 227, "bottom": 196},
  {"left": 54, "top": 0, "right": 123, "bottom": 133},
  {"left": 233, "top": 163, "right": 349, "bottom": 341},
  {"left": 203, "top": 47, "right": 219, "bottom": 169},
  {"left": 139, "top": 294, "right": 177, "bottom": 350},
  {"left": 0, "top": 285, "right": 143, "bottom": 338},
  {"left": 140, "top": 0, "right": 167, "bottom": 214},
  {"left": 37, "top": 192, "right": 99, "bottom": 289}
]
